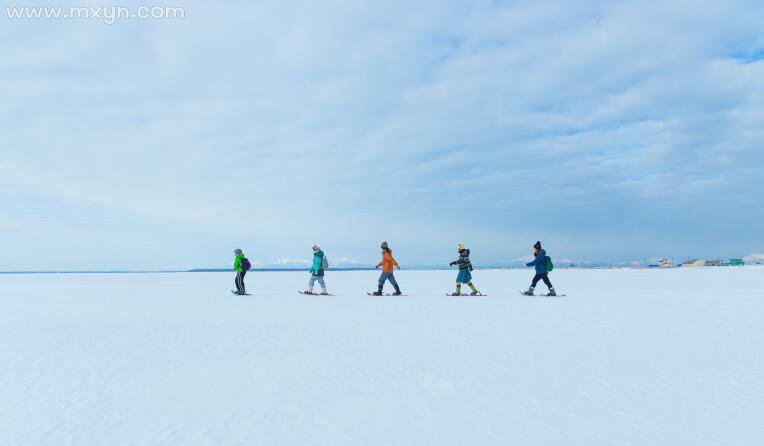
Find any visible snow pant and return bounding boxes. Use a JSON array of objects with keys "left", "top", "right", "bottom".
[
  {"left": 531, "top": 272, "right": 552, "bottom": 289},
  {"left": 378, "top": 272, "right": 399, "bottom": 291},
  {"left": 309, "top": 275, "right": 326, "bottom": 290},
  {"left": 235, "top": 271, "right": 247, "bottom": 293}
]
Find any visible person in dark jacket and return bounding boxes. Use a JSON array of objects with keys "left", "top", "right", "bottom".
[
  {"left": 523, "top": 241, "right": 556, "bottom": 296},
  {"left": 449, "top": 243, "right": 480, "bottom": 295}
]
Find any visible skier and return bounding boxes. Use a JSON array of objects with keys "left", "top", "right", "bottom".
[
  {"left": 522, "top": 241, "right": 556, "bottom": 296},
  {"left": 373, "top": 241, "right": 402, "bottom": 295},
  {"left": 449, "top": 243, "right": 480, "bottom": 295},
  {"left": 305, "top": 245, "right": 329, "bottom": 295},
  {"left": 232, "top": 248, "right": 251, "bottom": 295}
]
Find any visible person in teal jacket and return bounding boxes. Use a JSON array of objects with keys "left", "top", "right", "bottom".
[
  {"left": 305, "top": 245, "right": 328, "bottom": 295},
  {"left": 233, "top": 249, "right": 247, "bottom": 294}
]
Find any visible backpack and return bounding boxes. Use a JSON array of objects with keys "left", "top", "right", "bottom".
[
  {"left": 544, "top": 255, "right": 554, "bottom": 272},
  {"left": 321, "top": 256, "right": 329, "bottom": 270},
  {"left": 241, "top": 257, "right": 252, "bottom": 271}
]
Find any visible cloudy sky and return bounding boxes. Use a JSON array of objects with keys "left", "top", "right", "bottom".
[{"left": 1, "top": 0, "right": 763, "bottom": 270}]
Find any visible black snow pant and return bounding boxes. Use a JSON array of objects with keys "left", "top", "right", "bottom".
[
  {"left": 235, "top": 271, "right": 247, "bottom": 293},
  {"left": 531, "top": 273, "right": 553, "bottom": 289}
]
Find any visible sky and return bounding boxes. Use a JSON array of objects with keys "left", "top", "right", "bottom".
[{"left": 1, "top": 0, "right": 763, "bottom": 270}]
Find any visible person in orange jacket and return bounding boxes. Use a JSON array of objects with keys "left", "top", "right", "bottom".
[{"left": 373, "top": 241, "right": 402, "bottom": 295}]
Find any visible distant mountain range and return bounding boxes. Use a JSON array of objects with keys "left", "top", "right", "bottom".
[
  {"left": 743, "top": 253, "right": 764, "bottom": 264},
  {"left": 265, "top": 257, "right": 373, "bottom": 270},
  {"left": 186, "top": 253, "right": 764, "bottom": 272},
  {"left": 2, "top": 254, "right": 761, "bottom": 275}
]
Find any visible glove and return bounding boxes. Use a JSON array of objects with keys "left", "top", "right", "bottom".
[{"left": 449, "top": 261, "right": 456, "bottom": 266}]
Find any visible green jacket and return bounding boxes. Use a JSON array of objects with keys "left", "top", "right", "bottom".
[{"left": 234, "top": 254, "right": 244, "bottom": 273}]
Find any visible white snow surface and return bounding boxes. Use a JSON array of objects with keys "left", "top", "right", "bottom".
[{"left": 1, "top": 267, "right": 763, "bottom": 445}]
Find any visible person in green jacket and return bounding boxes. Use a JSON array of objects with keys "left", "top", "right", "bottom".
[
  {"left": 304, "top": 245, "right": 328, "bottom": 295},
  {"left": 233, "top": 248, "right": 248, "bottom": 295}
]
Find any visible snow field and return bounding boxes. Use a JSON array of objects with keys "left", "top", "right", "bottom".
[{"left": 1, "top": 267, "right": 763, "bottom": 445}]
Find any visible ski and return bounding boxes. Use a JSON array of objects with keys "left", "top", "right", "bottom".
[
  {"left": 445, "top": 293, "right": 487, "bottom": 296},
  {"left": 518, "top": 291, "right": 566, "bottom": 297},
  {"left": 231, "top": 290, "right": 251, "bottom": 295},
  {"left": 298, "top": 291, "right": 334, "bottom": 296},
  {"left": 367, "top": 292, "right": 408, "bottom": 296}
]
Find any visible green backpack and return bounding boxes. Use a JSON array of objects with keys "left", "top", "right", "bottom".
[{"left": 544, "top": 255, "right": 554, "bottom": 272}]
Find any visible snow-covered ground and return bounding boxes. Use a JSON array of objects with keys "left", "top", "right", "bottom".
[{"left": 1, "top": 267, "right": 763, "bottom": 445}]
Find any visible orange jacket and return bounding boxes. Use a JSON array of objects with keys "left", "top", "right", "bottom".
[{"left": 379, "top": 250, "right": 398, "bottom": 273}]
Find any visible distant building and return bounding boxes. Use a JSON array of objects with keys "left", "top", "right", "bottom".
[
  {"left": 721, "top": 259, "right": 745, "bottom": 266},
  {"left": 682, "top": 259, "right": 706, "bottom": 267},
  {"left": 659, "top": 259, "right": 675, "bottom": 268},
  {"left": 706, "top": 259, "right": 722, "bottom": 267}
]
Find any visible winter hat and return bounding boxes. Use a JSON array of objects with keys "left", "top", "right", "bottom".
[
  {"left": 312, "top": 245, "right": 320, "bottom": 252},
  {"left": 234, "top": 248, "right": 243, "bottom": 255},
  {"left": 457, "top": 242, "right": 465, "bottom": 251},
  {"left": 533, "top": 241, "right": 542, "bottom": 249},
  {"left": 381, "top": 241, "right": 389, "bottom": 250}
]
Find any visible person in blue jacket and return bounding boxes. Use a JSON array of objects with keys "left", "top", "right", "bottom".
[
  {"left": 305, "top": 245, "right": 329, "bottom": 295},
  {"left": 522, "top": 241, "right": 556, "bottom": 296}
]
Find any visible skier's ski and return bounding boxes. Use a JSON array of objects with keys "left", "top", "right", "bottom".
[
  {"left": 518, "top": 291, "right": 566, "bottom": 297},
  {"left": 446, "top": 292, "right": 487, "bottom": 296},
  {"left": 298, "top": 291, "right": 335, "bottom": 296},
  {"left": 367, "top": 292, "right": 408, "bottom": 296},
  {"left": 231, "top": 290, "right": 251, "bottom": 295}
]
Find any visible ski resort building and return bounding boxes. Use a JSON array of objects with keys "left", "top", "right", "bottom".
[
  {"left": 659, "top": 259, "right": 675, "bottom": 268},
  {"left": 681, "top": 258, "right": 744, "bottom": 267}
]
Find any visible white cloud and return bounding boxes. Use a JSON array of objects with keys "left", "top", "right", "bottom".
[{"left": 1, "top": 0, "right": 763, "bottom": 268}]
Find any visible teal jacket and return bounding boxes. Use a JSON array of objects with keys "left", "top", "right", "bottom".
[{"left": 311, "top": 250, "right": 325, "bottom": 276}]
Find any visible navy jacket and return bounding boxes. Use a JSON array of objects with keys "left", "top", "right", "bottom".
[
  {"left": 450, "top": 249, "right": 473, "bottom": 271},
  {"left": 526, "top": 249, "right": 548, "bottom": 274}
]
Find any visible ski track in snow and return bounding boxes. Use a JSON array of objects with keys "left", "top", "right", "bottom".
[{"left": 1, "top": 268, "right": 763, "bottom": 445}]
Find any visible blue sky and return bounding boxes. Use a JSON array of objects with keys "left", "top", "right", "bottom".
[{"left": 1, "top": 0, "right": 763, "bottom": 270}]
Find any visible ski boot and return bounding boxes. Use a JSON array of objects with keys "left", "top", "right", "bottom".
[
  {"left": 522, "top": 287, "right": 535, "bottom": 296},
  {"left": 546, "top": 288, "right": 557, "bottom": 297},
  {"left": 373, "top": 284, "right": 383, "bottom": 296},
  {"left": 392, "top": 286, "right": 402, "bottom": 296},
  {"left": 471, "top": 290, "right": 479, "bottom": 296},
  {"left": 320, "top": 291, "right": 329, "bottom": 295}
]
